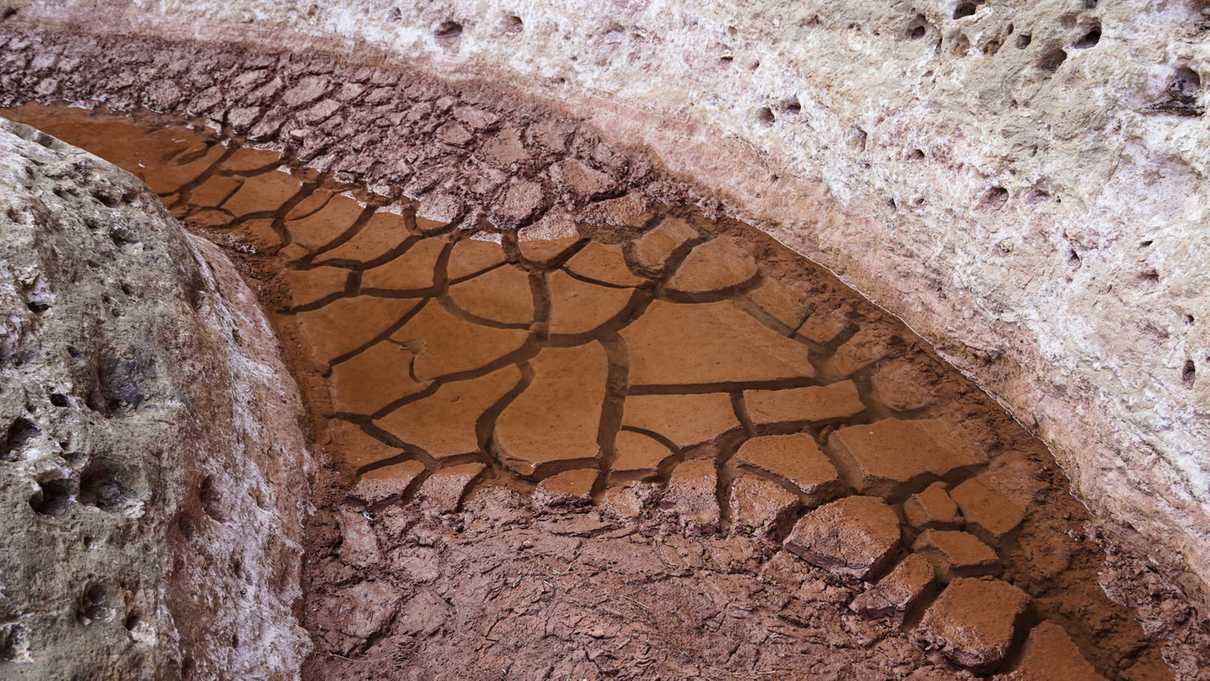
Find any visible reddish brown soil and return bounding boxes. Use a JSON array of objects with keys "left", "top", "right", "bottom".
[{"left": 2, "top": 37, "right": 1208, "bottom": 678}]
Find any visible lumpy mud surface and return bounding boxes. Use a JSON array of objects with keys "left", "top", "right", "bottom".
[{"left": 3, "top": 103, "right": 1183, "bottom": 680}]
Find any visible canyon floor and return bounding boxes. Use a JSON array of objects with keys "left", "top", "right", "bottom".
[{"left": 2, "top": 103, "right": 1200, "bottom": 681}]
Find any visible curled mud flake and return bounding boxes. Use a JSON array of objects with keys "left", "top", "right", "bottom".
[
  {"left": 281, "top": 265, "right": 351, "bottom": 310},
  {"left": 904, "top": 482, "right": 962, "bottom": 529},
  {"left": 734, "top": 434, "right": 843, "bottom": 507},
  {"left": 375, "top": 365, "right": 521, "bottom": 459},
  {"left": 533, "top": 468, "right": 598, "bottom": 509},
  {"left": 916, "top": 577, "right": 1030, "bottom": 671},
  {"left": 662, "top": 459, "right": 720, "bottom": 534},
  {"left": 622, "top": 300, "right": 816, "bottom": 387},
  {"left": 326, "top": 420, "right": 401, "bottom": 471},
  {"left": 870, "top": 358, "right": 938, "bottom": 411},
  {"left": 286, "top": 193, "right": 365, "bottom": 251},
  {"left": 318, "top": 210, "right": 414, "bottom": 265},
  {"left": 913, "top": 529, "right": 1000, "bottom": 581},
  {"left": 850, "top": 553, "right": 937, "bottom": 618},
  {"left": 496, "top": 343, "right": 608, "bottom": 477},
  {"left": 446, "top": 237, "right": 507, "bottom": 280},
  {"left": 745, "top": 277, "right": 809, "bottom": 330},
  {"left": 622, "top": 393, "right": 738, "bottom": 450},
  {"left": 827, "top": 418, "right": 987, "bottom": 499},
  {"left": 350, "top": 459, "right": 426, "bottom": 506},
  {"left": 220, "top": 169, "right": 302, "bottom": 217},
  {"left": 949, "top": 476, "right": 1026, "bottom": 544},
  {"left": 783, "top": 496, "right": 902, "bottom": 580},
  {"left": 1008, "top": 621, "right": 1108, "bottom": 681},
  {"left": 611, "top": 429, "right": 673, "bottom": 477},
  {"left": 188, "top": 174, "right": 243, "bottom": 209},
  {"left": 730, "top": 473, "right": 799, "bottom": 536}
]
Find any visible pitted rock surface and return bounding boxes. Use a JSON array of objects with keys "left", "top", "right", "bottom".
[{"left": 0, "top": 119, "right": 311, "bottom": 679}]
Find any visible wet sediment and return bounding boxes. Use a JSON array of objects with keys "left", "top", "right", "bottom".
[{"left": 3, "top": 101, "right": 1197, "bottom": 680}]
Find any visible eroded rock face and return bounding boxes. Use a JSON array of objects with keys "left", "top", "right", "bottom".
[
  {"left": 2, "top": 0, "right": 1203, "bottom": 597},
  {"left": 0, "top": 119, "right": 311, "bottom": 679}
]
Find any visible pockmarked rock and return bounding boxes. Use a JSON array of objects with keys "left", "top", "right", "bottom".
[
  {"left": 0, "top": 119, "right": 312, "bottom": 679},
  {"left": 917, "top": 578, "right": 1031, "bottom": 671},
  {"left": 784, "top": 496, "right": 901, "bottom": 580}
]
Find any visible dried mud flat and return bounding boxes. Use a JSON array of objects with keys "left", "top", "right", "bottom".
[{"left": 2, "top": 96, "right": 1206, "bottom": 681}]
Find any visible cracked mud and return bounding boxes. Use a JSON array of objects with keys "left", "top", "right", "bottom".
[{"left": 1, "top": 102, "right": 1185, "bottom": 681}]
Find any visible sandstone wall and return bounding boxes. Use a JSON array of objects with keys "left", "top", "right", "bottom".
[
  {"left": 0, "top": 118, "right": 312, "bottom": 678},
  {"left": 3, "top": 0, "right": 1209, "bottom": 597}
]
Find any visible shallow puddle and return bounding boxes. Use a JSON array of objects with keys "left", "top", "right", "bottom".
[{"left": 1, "top": 102, "right": 1175, "bottom": 680}]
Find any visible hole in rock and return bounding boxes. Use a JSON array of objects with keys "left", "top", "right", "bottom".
[
  {"left": 434, "top": 20, "right": 463, "bottom": 48},
  {"left": 755, "top": 106, "right": 775, "bottom": 126},
  {"left": 30, "top": 476, "right": 76, "bottom": 516},
  {"left": 781, "top": 97, "right": 802, "bottom": 114},
  {"left": 79, "top": 462, "right": 133, "bottom": 511},
  {"left": 907, "top": 15, "right": 929, "bottom": 40},
  {"left": 909, "top": 148, "right": 926, "bottom": 160},
  {"left": 78, "top": 582, "right": 117, "bottom": 623},
  {"left": 953, "top": 2, "right": 978, "bottom": 19},
  {"left": 49, "top": 392, "right": 69, "bottom": 407},
  {"left": 1038, "top": 47, "right": 1068, "bottom": 73},
  {"left": 502, "top": 15, "right": 523, "bottom": 33},
  {"left": 979, "top": 186, "right": 1009, "bottom": 211},
  {"left": 1183, "top": 360, "right": 1196, "bottom": 386},
  {"left": 2, "top": 417, "right": 39, "bottom": 461},
  {"left": 1073, "top": 24, "right": 1101, "bottom": 48},
  {"left": 1017, "top": 33, "right": 1033, "bottom": 48}
]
